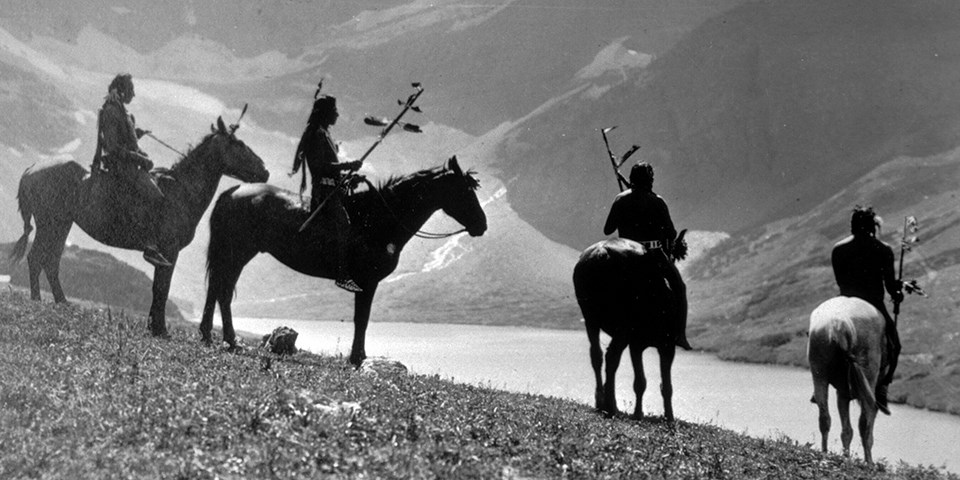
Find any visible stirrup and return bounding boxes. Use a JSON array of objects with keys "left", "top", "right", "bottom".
[{"left": 335, "top": 278, "right": 363, "bottom": 293}]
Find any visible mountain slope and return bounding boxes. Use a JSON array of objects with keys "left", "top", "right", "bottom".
[
  {"left": 0, "top": 242, "right": 185, "bottom": 319},
  {"left": 682, "top": 146, "right": 960, "bottom": 414},
  {"left": 496, "top": 0, "right": 960, "bottom": 249},
  {"left": 1, "top": 0, "right": 743, "bottom": 136}
]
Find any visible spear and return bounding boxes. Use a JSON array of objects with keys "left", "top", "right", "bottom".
[
  {"left": 894, "top": 215, "right": 924, "bottom": 321},
  {"left": 299, "top": 84, "right": 425, "bottom": 232},
  {"left": 600, "top": 126, "right": 640, "bottom": 192},
  {"left": 352, "top": 83, "right": 424, "bottom": 166}
]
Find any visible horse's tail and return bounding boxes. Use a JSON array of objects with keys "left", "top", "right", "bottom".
[
  {"left": 845, "top": 351, "right": 878, "bottom": 410},
  {"left": 835, "top": 328, "right": 878, "bottom": 411},
  {"left": 9, "top": 168, "right": 36, "bottom": 263},
  {"left": 205, "top": 188, "right": 240, "bottom": 299}
]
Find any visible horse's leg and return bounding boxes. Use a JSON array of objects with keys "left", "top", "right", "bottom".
[
  {"left": 212, "top": 251, "right": 257, "bottom": 349},
  {"left": 837, "top": 395, "right": 853, "bottom": 458},
  {"left": 26, "top": 241, "right": 43, "bottom": 301},
  {"left": 199, "top": 284, "right": 219, "bottom": 345},
  {"left": 349, "top": 284, "right": 378, "bottom": 367},
  {"left": 37, "top": 219, "right": 72, "bottom": 303},
  {"left": 858, "top": 401, "right": 877, "bottom": 464},
  {"left": 658, "top": 344, "right": 676, "bottom": 422},
  {"left": 147, "top": 252, "right": 178, "bottom": 338},
  {"left": 812, "top": 379, "right": 830, "bottom": 453},
  {"left": 218, "top": 291, "right": 237, "bottom": 349},
  {"left": 603, "top": 337, "right": 628, "bottom": 415},
  {"left": 585, "top": 322, "right": 604, "bottom": 411},
  {"left": 627, "top": 343, "right": 647, "bottom": 420}
]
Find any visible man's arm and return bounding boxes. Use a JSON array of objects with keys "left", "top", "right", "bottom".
[
  {"left": 98, "top": 103, "right": 124, "bottom": 155},
  {"left": 603, "top": 198, "right": 619, "bottom": 236},
  {"left": 316, "top": 128, "right": 362, "bottom": 173},
  {"left": 101, "top": 103, "right": 142, "bottom": 155},
  {"left": 882, "top": 245, "right": 904, "bottom": 302},
  {"left": 657, "top": 196, "right": 677, "bottom": 241}
]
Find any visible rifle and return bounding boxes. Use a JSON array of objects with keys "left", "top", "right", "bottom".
[
  {"left": 600, "top": 126, "right": 639, "bottom": 192},
  {"left": 299, "top": 84, "right": 424, "bottom": 232}
]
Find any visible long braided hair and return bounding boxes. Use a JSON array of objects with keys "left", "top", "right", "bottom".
[{"left": 291, "top": 81, "right": 336, "bottom": 196}]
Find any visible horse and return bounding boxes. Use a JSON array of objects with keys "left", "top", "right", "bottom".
[
  {"left": 807, "top": 296, "right": 888, "bottom": 464},
  {"left": 199, "top": 156, "right": 487, "bottom": 366},
  {"left": 9, "top": 117, "right": 269, "bottom": 337},
  {"left": 572, "top": 237, "right": 678, "bottom": 421}
]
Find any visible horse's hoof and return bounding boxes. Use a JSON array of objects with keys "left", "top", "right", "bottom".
[
  {"left": 600, "top": 408, "right": 619, "bottom": 419},
  {"left": 349, "top": 352, "right": 367, "bottom": 368}
]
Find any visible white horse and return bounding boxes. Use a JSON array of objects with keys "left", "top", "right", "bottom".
[{"left": 807, "top": 296, "right": 888, "bottom": 463}]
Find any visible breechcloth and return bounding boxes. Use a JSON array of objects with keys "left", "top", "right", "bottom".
[{"left": 312, "top": 185, "right": 351, "bottom": 276}]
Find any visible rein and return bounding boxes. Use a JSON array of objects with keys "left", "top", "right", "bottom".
[{"left": 361, "top": 177, "right": 468, "bottom": 239}]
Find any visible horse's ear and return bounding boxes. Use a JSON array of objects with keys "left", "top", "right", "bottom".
[
  {"left": 217, "top": 116, "right": 227, "bottom": 133},
  {"left": 447, "top": 155, "right": 463, "bottom": 176}
]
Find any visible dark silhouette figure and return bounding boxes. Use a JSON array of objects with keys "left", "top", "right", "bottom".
[
  {"left": 290, "top": 94, "right": 364, "bottom": 292},
  {"left": 604, "top": 162, "right": 691, "bottom": 350},
  {"left": 10, "top": 117, "right": 268, "bottom": 337},
  {"left": 91, "top": 73, "right": 170, "bottom": 267},
  {"left": 573, "top": 238, "right": 678, "bottom": 421},
  {"left": 200, "top": 156, "right": 487, "bottom": 366},
  {"left": 831, "top": 205, "right": 903, "bottom": 414},
  {"left": 808, "top": 296, "right": 886, "bottom": 463}
]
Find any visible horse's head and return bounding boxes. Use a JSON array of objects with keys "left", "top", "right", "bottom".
[
  {"left": 437, "top": 156, "right": 487, "bottom": 237},
  {"left": 209, "top": 115, "right": 269, "bottom": 183}
]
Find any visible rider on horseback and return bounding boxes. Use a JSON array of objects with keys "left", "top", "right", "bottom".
[
  {"left": 603, "top": 162, "right": 692, "bottom": 350},
  {"left": 92, "top": 73, "right": 171, "bottom": 268},
  {"left": 291, "top": 93, "right": 364, "bottom": 293},
  {"left": 831, "top": 205, "right": 903, "bottom": 414}
]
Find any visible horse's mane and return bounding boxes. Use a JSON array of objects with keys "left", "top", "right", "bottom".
[
  {"left": 369, "top": 165, "right": 480, "bottom": 196},
  {"left": 157, "top": 132, "right": 218, "bottom": 177}
]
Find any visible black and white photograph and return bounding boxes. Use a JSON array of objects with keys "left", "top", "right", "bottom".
[{"left": 0, "top": 1, "right": 958, "bottom": 477}]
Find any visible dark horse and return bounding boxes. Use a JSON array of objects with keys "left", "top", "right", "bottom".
[
  {"left": 10, "top": 117, "right": 269, "bottom": 336},
  {"left": 573, "top": 238, "right": 677, "bottom": 421},
  {"left": 199, "top": 156, "right": 487, "bottom": 365}
]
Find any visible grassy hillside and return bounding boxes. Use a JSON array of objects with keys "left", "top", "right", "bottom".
[
  {"left": 1, "top": 291, "right": 955, "bottom": 479},
  {"left": 683, "top": 147, "right": 960, "bottom": 415}
]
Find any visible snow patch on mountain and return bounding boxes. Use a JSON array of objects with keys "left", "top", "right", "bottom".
[
  {"left": 28, "top": 25, "right": 305, "bottom": 84},
  {"left": 422, "top": 233, "right": 471, "bottom": 273},
  {"left": 0, "top": 26, "right": 67, "bottom": 79},
  {"left": 321, "top": 0, "right": 512, "bottom": 50},
  {"left": 449, "top": 1, "right": 518, "bottom": 32},
  {"left": 56, "top": 138, "right": 82, "bottom": 155},
  {"left": 575, "top": 37, "right": 652, "bottom": 81}
]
